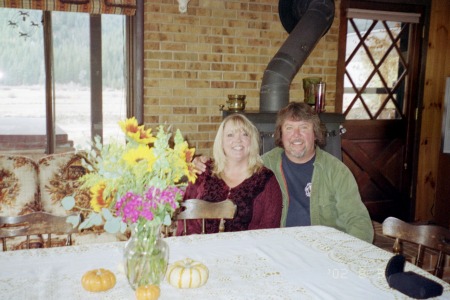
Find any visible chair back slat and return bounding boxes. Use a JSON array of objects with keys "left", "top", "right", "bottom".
[
  {"left": 382, "top": 216, "right": 450, "bottom": 279},
  {"left": 177, "top": 199, "right": 237, "bottom": 235},
  {"left": 178, "top": 199, "right": 236, "bottom": 220},
  {"left": 0, "top": 212, "right": 79, "bottom": 251}
]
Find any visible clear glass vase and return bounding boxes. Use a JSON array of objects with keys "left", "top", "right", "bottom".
[{"left": 124, "top": 221, "right": 169, "bottom": 290}]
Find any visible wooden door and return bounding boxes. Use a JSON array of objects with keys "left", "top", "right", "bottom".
[
  {"left": 336, "top": 0, "right": 428, "bottom": 222},
  {"left": 342, "top": 120, "right": 410, "bottom": 222}
]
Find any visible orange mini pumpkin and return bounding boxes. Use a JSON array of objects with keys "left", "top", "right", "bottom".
[
  {"left": 81, "top": 268, "right": 116, "bottom": 292},
  {"left": 135, "top": 284, "right": 161, "bottom": 300}
]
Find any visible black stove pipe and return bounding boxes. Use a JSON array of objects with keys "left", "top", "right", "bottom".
[{"left": 260, "top": 0, "right": 335, "bottom": 112}]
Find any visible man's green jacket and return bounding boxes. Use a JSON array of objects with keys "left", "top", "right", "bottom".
[{"left": 262, "top": 147, "right": 374, "bottom": 243}]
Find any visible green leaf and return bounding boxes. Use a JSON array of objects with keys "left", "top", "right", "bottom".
[
  {"left": 94, "top": 135, "right": 102, "bottom": 149},
  {"left": 102, "top": 208, "right": 114, "bottom": 220},
  {"left": 79, "top": 219, "right": 93, "bottom": 230},
  {"left": 79, "top": 213, "right": 103, "bottom": 230},
  {"left": 61, "top": 195, "right": 75, "bottom": 210},
  {"left": 91, "top": 213, "right": 103, "bottom": 225},
  {"left": 163, "top": 213, "right": 172, "bottom": 226},
  {"left": 66, "top": 214, "right": 80, "bottom": 228},
  {"left": 120, "top": 221, "right": 127, "bottom": 233},
  {"left": 104, "top": 217, "right": 121, "bottom": 233}
]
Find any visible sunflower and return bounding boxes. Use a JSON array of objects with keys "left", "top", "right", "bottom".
[
  {"left": 62, "top": 119, "right": 197, "bottom": 234},
  {"left": 119, "top": 117, "right": 155, "bottom": 144},
  {"left": 90, "top": 182, "right": 114, "bottom": 212},
  {"left": 185, "top": 163, "right": 197, "bottom": 183},
  {"left": 122, "top": 144, "right": 155, "bottom": 167}
]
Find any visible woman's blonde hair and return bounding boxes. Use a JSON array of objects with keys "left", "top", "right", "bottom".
[{"left": 212, "top": 114, "right": 263, "bottom": 177}]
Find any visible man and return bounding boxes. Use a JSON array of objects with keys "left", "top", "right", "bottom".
[
  {"left": 194, "top": 102, "right": 374, "bottom": 243},
  {"left": 262, "top": 102, "right": 373, "bottom": 243}
]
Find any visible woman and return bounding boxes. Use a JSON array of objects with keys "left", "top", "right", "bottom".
[{"left": 176, "top": 114, "right": 282, "bottom": 235}]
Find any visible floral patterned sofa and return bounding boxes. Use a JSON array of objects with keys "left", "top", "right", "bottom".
[{"left": 0, "top": 152, "right": 128, "bottom": 251}]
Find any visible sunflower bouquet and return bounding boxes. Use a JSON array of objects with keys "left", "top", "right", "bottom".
[{"left": 62, "top": 117, "right": 196, "bottom": 234}]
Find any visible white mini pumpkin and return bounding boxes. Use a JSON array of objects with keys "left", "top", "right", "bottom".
[{"left": 166, "top": 258, "right": 209, "bottom": 289}]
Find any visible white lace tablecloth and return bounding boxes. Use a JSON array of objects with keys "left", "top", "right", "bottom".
[{"left": 1, "top": 226, "right": 449, "bottom": 299}]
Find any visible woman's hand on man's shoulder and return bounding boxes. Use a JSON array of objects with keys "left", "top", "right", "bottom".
[{"left": 193, "top": 155, "right": 209, "bottom": 174}]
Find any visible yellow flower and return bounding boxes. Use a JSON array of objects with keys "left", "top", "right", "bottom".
[
  {"left": 185, "top": 163, "right": 197, "bottom": 183},
  {"left": 66, "top": 118, "right": 198, "bottom": 234},
  {"left": 174, "top": 141, "right": 195, "bottom": 162},
  {"left": 184, "top": 147, "right": 195, "bottom": 164},
  {"left": 90, "top": 182, "right": 114, "bottom": 212},
  {"left": 123, "top": 144, "right": 155, "bottom": 167},
  {"left": 119, "top": 117, "right": 155, "bottom": 144},
  {"left": 174, "top": 141, "right": 196, "bottom": 183}
]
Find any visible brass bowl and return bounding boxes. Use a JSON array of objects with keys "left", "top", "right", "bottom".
[{"left": 227, "top": 94, "right": 246, "bottom": 111}]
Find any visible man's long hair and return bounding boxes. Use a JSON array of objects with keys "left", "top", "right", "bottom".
[{"left": 274, "top": 102, "right": 326, "bottom": 148}]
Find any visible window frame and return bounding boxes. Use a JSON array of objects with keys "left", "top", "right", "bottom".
[{"left": 1, "top": 6, "right": 143, "bottom": 155}]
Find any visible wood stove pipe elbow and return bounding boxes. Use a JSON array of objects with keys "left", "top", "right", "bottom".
[{"left": 260, "top": 0, "right": 335, "bottom": 112}]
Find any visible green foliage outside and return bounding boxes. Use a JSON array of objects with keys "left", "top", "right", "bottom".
[{"left": 0, "top": 9, "right": 125, "bottom": 89}]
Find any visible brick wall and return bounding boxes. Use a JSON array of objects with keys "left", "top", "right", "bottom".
[{"left": 143, "top": 0, "right": 340, "bottom": 156}]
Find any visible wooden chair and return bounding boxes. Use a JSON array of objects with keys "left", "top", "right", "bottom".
[
  {"left": 382, "top": 216, "right": 450, "bottom": 279},
  {"left": 0, "top": 212, "right": 79, "bottom": 251},
  {"left": 177, "top": 199, "right": 237, "bottom": 235}
]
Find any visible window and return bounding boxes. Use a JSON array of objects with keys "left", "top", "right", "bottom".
[
  {"left": 0, "top": 8, "right": 134, "bottom": 160},
  {"left": 342, "top": 9, "right": 420, "bottom": 120}
]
